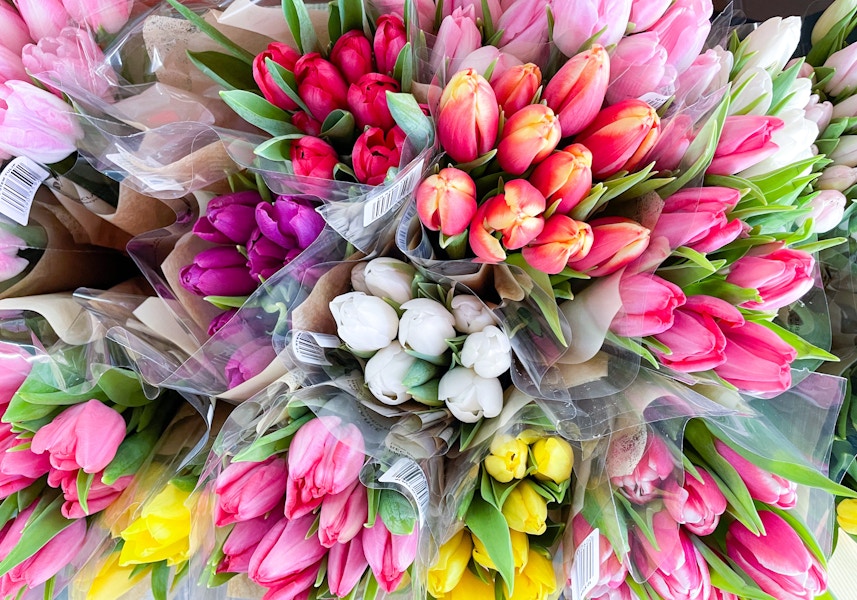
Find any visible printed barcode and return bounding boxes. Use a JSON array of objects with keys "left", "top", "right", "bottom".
[
  {"left": 291, "top": 331, "right": 340, "bottom": 366},
  {"left": 0, "top": 157, "right": 49, "bottom": 225},
  {"left": 572, "top": 528, "right": 601, "bottom": 600},
  {"left": 396, "top": 201, "right": 417, "bottom": 249},
  {"left": 363, "top": 158, "right": 426, "bottom": 227},
  {"left": 638, "top": 92, "right": 671, "bottom": 110},
  {"left": 378, "top": 457, "right": 430, "bottom": 525}
]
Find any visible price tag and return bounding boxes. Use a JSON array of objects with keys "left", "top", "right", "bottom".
[
  {"left": 363, "top": 158, "right": 425, "bottom": 227},
  {"left": 0, "top": 157, "right": 49, "bottom": 225},
  {"left": 571, "top": 528, "right": 601, "bottom": 600},
  {"left": 638, "top": 92, "right": 672, "bottom": 110},
  {"left": 378, "top": 457, "right": 430, "bottom": 525},
  {"left": 290, "top": 331, "right": 341, "bottom": 366}
]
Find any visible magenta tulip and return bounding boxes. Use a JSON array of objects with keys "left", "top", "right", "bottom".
[
  {"left": 714, "top": 440, "right": 797, "bottom": 508},
  {"left": 294, "top": 53, "right": 348, "bottom": 122},
  {"left": 347, "top": 73, "right": 399, "bottom": 131},
  {"left": 291, "top": 136, "right": 339, "bottom": 180},
  {"left": 253, "top": 42, "right": 301, "bottom": 111},
  {"left": 193, "top": 190, "right": 263, "bottom": 245},
  {"left": 179, "top": 246, "right": 257, "bottom": 297},
  {"left": 416, "top": 167, "right": 478, "bottom": 237},
  {"left": 707, "top": 115, "right": 783, "bottom": 176},
  {"left": 319, "top": 480, "right": 368, "bottom": 547},
  {"left": 543, "top": 44, "right": 610, "bottom": 137},
  {"left": 566, "top": 217, "right": 650, "bottom": 277},
  {"left": 219, "top": 513, "right": 278, "bottom": 574},
  {"left": 663, "top": 467, "right": 727, "bottom": 535},
  {"left": 374, "top": 15, "right": 407, "bottom": 76},
  {"left": 246, "top": 229, "right": 299, "bottom": 281},
  {"left": 725, "top": 246, "right": 815, "bottom": 311},
  {"left": 714, "top": 320, "right": 798, "bottom": 393},
  {"left": 437, "top": 68, "right": 500, "bottom": 163},
  {"left": 352, "top": 126, "right": 405, "bottom": 186},
  {"left": 430, "top": 6, "right": 482, "bottom": 74},
  {"left": 255, "top": 195, "right": 324, "bottom": 251},
  {"left": 362, "top": 515, "right": 419, "bottom": 593},
  {"left": 328, "top": 532, "right": 370, "bottom": 597},
  {"left": 291, "top": 111, "right": 321, "bottom": 136},
  {"left": 247, "top": 514, "right": 326, "bottom": 590},
  {"left": 610, "top": 433, "right": 675, "bottom": 504},
  {"left": 15, "top": 0, "right": 70, "bottom": 41},
  {"left": 214, "top": 456, "right": 288, "bottom": 526},
  {"left": 652, "top": 187, "right": 745, "bottom": 253},
  {"left": 224, "top": 339, "right": 276, "bottom": 389},
  {"left": 330, "top": 30, "right": 374, "bottom": 84},
  {"left": 62, "top": 0, "right": 133, "bottom": 34},
  {"left": 610, "top": 273, "right": 686, "bottom": 337}
]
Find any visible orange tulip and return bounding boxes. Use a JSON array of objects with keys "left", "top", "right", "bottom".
[
  {"left": 469, "top": 179, "right": 546, "bottom": 262},
  {"left": 497, "top": 103, "right": 562, "bottom": 175},
  {"left": 529, "top": 143, "right": 593, "bottom": 214},
  {"left": 492, "top": 62, "right": 542, "bottom": 117},
  {"left": 416, "top": 167, "right": 478, "bottom": 236},
  {"left": 566, "top": 217, "right": 650, "bottom": 276},
  {"left": 522, "top": 214, "right": 593, "bottom": 274}
]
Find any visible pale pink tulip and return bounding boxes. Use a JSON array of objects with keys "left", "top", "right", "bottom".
[
  {"left": 362, "top": 515, "right": 419, "bottom": 593},
  {"left": 648, "top": 0, "right": 713, "bottom": 74},
  {"left": 430, "top": 6, "right": 482, "bottom": 75},
  {"left": 552, "top": 0, "right": 632, "bottom": 58},
  {"left": 319, "top": 480, "right": 368, "bottom": 547},
  {"left": 607, "top": 32, "right": 676, "bottom": 105},
  {"left": 14, "top": 0, "right": 71, "bottom": 40},
  {"left": 62, "top": 0, "right": 133, "bottom": 34},
  {"left": 628, "top": 0, "right": 672, "bottom": 31},
  {"left": 0, "top": 3, "right": 33, "bottom": 55},
  {"left": 496, "top": 0, "right": 551, "bottom": 65}
]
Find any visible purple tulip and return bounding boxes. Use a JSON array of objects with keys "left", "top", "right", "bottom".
[
  {"left": 255, "top": 195, "right": 325, "bottom": 250},
  {"left": 179, "top": 247, "right": 257, "bottom": 297},
  {"left": 224, "top": 339, "right": 276, "bottom": 388},
  {"left": 193, "top": 191, "right": 264, "bottom": 245},
  {"left": 247, "top": 230, "right": 298, "bottom": 281},
  {"left": 208, "top": 309, "right": 238, "bottom": 336}
]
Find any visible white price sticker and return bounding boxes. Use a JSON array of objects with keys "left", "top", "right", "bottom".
[
  {"left": 571, "top": 528, "right": 601, "bottom": 600},
  {"left": 291, "top": 330, "right": 341, "bottom": 366},
  {"left": 363, "top": 158, "right": 425, "bottom": 227},
  {"left": 378, "top": 457, "right": 430, "bottom": 525},
  {"left": 638, "top": 92, "right": 671, "bottom": 110},
  {"left": 0, "top": 157, "right": 49, "bottom": 225}
]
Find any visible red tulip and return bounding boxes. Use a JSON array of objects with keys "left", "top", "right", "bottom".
[
  {"left": 330, "top": 30, "right": 374, "bottom": 84},
  {"left": 291, "top": 136, "right": 339, "bottom": 179},
  {"left": 252, "top": 42, "right": 300, "bottom": 111},
  {"left": 352, "top": 126, "right": 405, "bottom": 185},
  {"left": 294, "top": 53, "right": 348, "bottom": 122},
  {"left": 347, "top": 73, "right": 399, "bottom": 130}
]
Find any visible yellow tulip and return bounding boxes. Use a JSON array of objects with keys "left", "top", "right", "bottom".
[
  {"left": 86, "top": 551, "right": 148, "bottom": 600},
  {"left": 837, "top": 499, "right": 857, "bottom": 535},
  {"left": 502, "top": 481, "right": 548, "bottom": 535},
  {"left": 428, "top": 529, "right": 474, "bottom": 597},
  {"left": 484, "top": 434, "right": 529, "bottom": 483},
  {"left": 118, "top": 482, "right": 191, "bottom": 567},
  {"left": 507, "top": 550, "right": 557, "bottom": 600},
  {"left": 531, "top": 437, "right": 574, "bottom": 484},
  {"left": 473, "top": 529, "right": 529, "bottom": 571},
  {"left": 435, "top": 567, "right": 496, "bottom": 599},
  {"left": 516, "top": 429, "right": 544, "bottom": 445}
]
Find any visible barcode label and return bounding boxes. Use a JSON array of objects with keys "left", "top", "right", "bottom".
[
  {"left": 291, "top": 331, "right": 340, "bottom": 366},
  {"left": 572, "top": 528, "right": 601, "bottom": 600},
  {"left": 378, "top": 457, "right": 429, "bottom": 525},
  {"left": 0, "top": 157, "right": 49, "bottom": 225},
  {"left": 363, "top": 158, "right": 425, "bottom": 227},
  {"left": 638, "top": 92, "right": 671, "bottom": 110},
  {"left": 396, "top": 200, "right": 417, "bottom": 249}
]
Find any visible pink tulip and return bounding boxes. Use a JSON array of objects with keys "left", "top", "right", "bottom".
[
  {"left": 492, "top": 63, "right": 541, "bottom": 116},
  {"left": 804, "top": 95, "right": 833, "bottom": 135},
  {"left": 663, "top": 467, "right": 727, "bottom": 535},
  {"left": 416, "top": 167, "right": 478, "bottom": 236},
  {"left": 711, "top": 589, "right": 739, "bottom": 600},
  {"left": 294, "top": 53, "right": 348, "bottom": 122},
  {"left": 284, "top": 416, "right": 365, "bottom": 519},
  {"left": 352, "top": 126, "right": 405, "bottom": 186},
  {"left": 214, "top": 456, "right": 288, "bottom": 526},
  {"left": 610, "top": 273, "right": 686, "bottom": 337},
  {"left": 291, "top": 111, "right": 321, "bottom": 136},
  {"left": 714, "top": 320, "right": 798, "bottom": 394},
  {"left": 0, "top": 3, "right": 32, "bottom": 55},
  {"left": 674, "top": 48, "right": 731, "bottom": 109},
  {"left": 458, "top": 46, "right": 523, "bottom": 82},
  {"left": 0, "top": 422, "right": 50, "bottom": 498},
  {"left": 530, "top": 144, "right": 593, "bottom": 214},
  {"left": 330, "top": 30, "right": 374, "bottom": 85},
  {"left": 319, "top": 480, "right": 368, "bottom": 547},
  {"left": 469, "top": 179, "right": 546, "bottom": 262},
  {"left": 31, "top": 399, "right": 126, "bottom": 474},
  {"left": 0, "top": 46, "right": 28, "bottom": 85},
  {"left": 347, "top": 73, "right": 399, "bottom": 131},
  {"left": 628, "top": 0, "right": 672, "bottom": 31},
  {"left": 328, "top": 532, "right": 369, "bottom": 597},
  {"left": 49, "top": 468, "right": 132, "bottom": 518},
  {"left": 441, "top": 0, "right": 501, "bottom": 22},
  {"left": 225, "top": 339, "right": 276, "bottom": 389},
  {"left": 374, "top": 15, "right": 407, "bottom": 76},
  {"left": 610, "top": 433, "right": 675, "bottom": 504},
  {"left": 648, "top": 0, "right": 713, "bottom": 74},
  {"left": 496, "top": 103, "right": 562, "bottom": 175},
  {"left": 437, "top": 68, "right": 500, "bottom": 163},
  {"left": 652, "top": 187, "right": 745, "bottom": 253},
  {"left": 219, "top": 514, "right": 277, "bottom": 574},
  {"left": 707, "top": 115, "right": 783, "bottom": 176},
  {"left": 552, "top": 0, "right": 632, "bottom": 58},
  {"left": 496, "top": 0, "right": 551, "bottom": 65},
  {"left": 291, "top": 136, "right": 339, "bottom": 180},
  {"left": 714, "top": 440, "right": 797, "bottom": 508},
  {"left": 824, "top": 42, "right": 857, "bottom": 98},
  {"left": 725, "top": 245, "right": 815, "bottom": 311},
  {"left": 543, "top": 44, "right": 610, "bottom": 137},
  {"left": 575, "top": 99, "right": 660, "bottom": 178},
  {"left": 248, "top": 514, "right": 326, "bottom": 590},
  {"left": 15, "top": 0, "right": 70, "bottom": 41},
  {"left": 253, "top": 42, "right": 300, "bottom": 111},
  {"left": 62, "top": 0, "right": 133, "bottom": 34},
  {"left": 0, "top": 342, "right": 32, "bottom": 405},
  {"left": 652, "top": 295, "right": 743, "bottom": 372},
  {"left": 726, "top": 511, "right": 827, "bottom": 600},
  {"left": 362, "top": 515, "right": 419, "bottom": 593},
  {"left": 431, "top": 6, "right": 482, "bottom": 75},
  {"left": 570, "top": 515, "right": 628, "bottom": 598},
  {"left": 606, "top": 32, "right": 676, "bottom": 105},
  {"left": 566, "top": 217, "right": 650, "bottom": 277},
  {"left": 522, "top": 214, "right": 593, "bottom": 274}
]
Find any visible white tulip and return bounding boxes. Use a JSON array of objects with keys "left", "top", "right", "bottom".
[
  {"left": 736, "top": 16, "right": 802, "bottom": 77},
  {"left": 729, "top": 67, "right": 772, "bottom": 115},
  {"left": 398, "top": 298, "right": 457, "bottom": 357},
  {"left": 365, "top": 341, "right": 415, "bottom": 405},
  {"left": 460, "top": 326, "right": 512, "bottom": 378},
  {"left": 350, "top": 262, "right": 369, "bottom": 293},
  {"left": 450, "top": 295, "right": 496, "bottom": 333},
  {"left": 818, "top": 165, "right": 857, "bottom": 191},
  {"left": 778, "top": 77, "right": 812, "bottom": 114},
  {"left": 363, "top": 257, "right": 416, "bottom": 305},
  {"left": 739, "top": 109, "right": 819, "bottom": 177},
  {"left": 797, "top": 190, "right": 847, "bottom": 233},
  {"left": 438, "top": 367, "right": 503, "bottom": 422},
  {"left": 329, "top": 292, "right": 399, "bottom": 353},
  {"left": 812, "top": 0, "right": 857, "bottom": 45}
]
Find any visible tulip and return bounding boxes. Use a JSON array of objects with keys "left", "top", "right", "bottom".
[
  {"left": 193, "top": 190, "right": 262, "bottom": 245},
  {"left": 543, "top": 45, "right": 610, "bottom": 137},
  {"left": 706, "top": 115, "right": 783, "bottom": 176},
  {"left": 606, "top": 32, "right": 677, "bottom": 106},
  {"left": 735, "top": 16, "right": 801, "bottom": 78},
  {"left": 347, "top": 73, "right": 399, "bottom": 130},
  {"left": 416, "top": 167, "right": 478, "bottom": 237},
  {"left": 663, "top": 467, "right": 727, "bottom": 536},
  {"left": 50, "top": 468, "right": 132, "bottom": 519},
  {"left": 531, "top": 436, "right": 573, "bottom": 483},
  {"left": 0, "top": 81, "right": 80, "bottom": 164},
  {"left": 319, "top": 480, "right": 368, "bottom": 547},
  {"left": 285, "top": 416, "right": 365, "bottom": 519},
  {"left": 726, "top": 511, "right": 827, "bottom": 600},
  {"left": 496, "top": 0, "right": 551, "bottom": 65},
  {"left": 673, "top": 48, "right": 732, "bottom": 109},
  {"left": 437, "top": 69, "right": 500, "bottom": 163},
  {"left": 714, "top": 319, "right": 798, "bottom": 394},
  {"left": 609, "top": 431, "right": 675, "bottom": 505},
  {"left": 779, "top": 77, "right": 813, "bottom": 115},
  {"left": 31, "top": 399, "right": 125, "bottom": 474},
  {"left": 246, "top": 230, "right": 295, "bottom": 281},
  {"left": 651, "top": 295, "right": 742, "bottom": 372},
  {"left": 492, "top": 63, "right": 542, "bottom": 116},
  {"left": 219, "top": 514, "right": 276, "bottom": 574},
  {"left": 330, "top": 30, "right": 374, "bottom": 84},
  {"left": 253, "top": 42, "right": 300, "bottom": 111},
  {"left": 797, "top": 190, "right": 847, "bottom": 233},
  {"left": 833, "top": 94, "right": 857, "bottom": 119},
  {"left": 711, "top": 588, "right": 740, "bottom": 600},
  {"left": 817, "top": 164, "right": 857, "bottom": 191},
  {"left": 628, "top": 0, "right": 672, "bottom": 31},
  {"left": 328, "top": 532, "right": 369, "bottom": 597},
  {"left": 87, "top": 551, "right": 147, "bottom": 600},
  {"left": 530, "top": 144, "right": 593, "bottom": 214},
  {"left": 450, "top": 295, "right": 495, "bottom": 333},
  {"left": 374, "top": 14, "right": 407, "bottom": 76},
  {"left": 119, "top": 482, "right": 191, "bottom": 566},
  {"left": 484, "top": 433, "right": 529, "bottom": 483},
  {"left": 575, "top": 100, "right": 660, "bottom": 178},
  {"left": 15, "top": 0, "right": 70, "bottom": 41},
  {"left": 460, "top": 325, "right": 511, "bottom": 378},
  {"left": 474, "top": 528, "right": 529, "bottom": 572},
  {"left": 571, "top": 515, "right": 628, "bottom": 598},
  {"left": 294, "top": 53, "right": 348, "bottom": 122},
  {"left": 363, "top": 257, "right": 415, "bottom": 304},
  {"left": 714, "top": 439, "right": 797, "bottom": 508},
  {"left": 0, "top": 343, "right": 31, "bottom": 405},
  {"left": 566, "top": 217, "right": 650, "bottom": 277},
  {"left": 431, "top": 6, "right": 482, "bottom": 74},
  {"left": 837, "top": 498, "right": 857, "bottom": 535},
  {"left": 0, "top": 3, "right": 32, "bottom": 56},
  {"left": 552, "top": 0, "right": 632, "bottom": 58},
  {"left": 291, "top": 110, "right": 321, "bottom": 136},
  {"left": 728, "top": 67, "right": 773, "bottom": 116},
  {"left": 399, "top": 298, "right": 457, "bottom": 356},
  {"left": 0, "top": 423, "right": 50, "bottom": 498},
  {"left": 813, "top": 0, "right": 857, "bottom": 44},
  {"left": 832, "top": 136, "right": 857, "bottom": 169},
  {"left": 651, "top": 186, "right": 744, "bottom": 253},
  {"left": 330, "top": 291, "right": 399, "bottom": 353},
  {"left": 438, "top": 366, "right": 503, "bottom": 422},
  {"left": 725, "top": 246, "right": 815, "bottom": 312},
  {"left": 648, "top": 0, "right": 712, "bottom": 74},
  {"left": 521, "top": 214, "right": 593, "bottom": 275},
  {"left": 509, "top": 549, "right": 557, "bottom": 600},
  {"left": 214, "top": 457, "right": 288, "bottom": 526},
  {"left": 365, "top": 341, "right": 416, "bottom": 405},
  {"left": 353, "top": 126, "right": 405, "bottom": 185},
  {"left": 362, "top": 515, "right": 419, "bottom": 593},
  {"left": 427, "top": 529, "right": 472, "bottom": 597},
  {"left": 439, "top": 567, "right": 496, "bottom": 598},
  {"left": 291, "top": 135, "right": 339, "bottom": 180},
  {"left": 610, "top": 273, "right": 686, "bottom": 338},
  {"left": 471, "top": 179, "right": 546, "bottom": 264},
  {"left": 256, "top": 195, "right": 324, "bottom": 251},
  {"left": 226, "top": 339, "right": 276, "bottom": 388},
  {"left": 497, "top": 103, "right": 562, "bottom": 175},
  {"left": 0, "top": 229, "right": 27, "bottom": 283},
  {"left": 738, "top": 110, "right": 817, "bottom": 178},
  {"left": 62, "top": 0, "right": 132, "bottom": 34},
  {"left": 442, "top": 0, "right": 501, "bottom": 21},
  {"left": 247, "top": 513, "right": 326, "bottom": 588},
  {"left": 179, "top": 246, "right": 257, "bottom": 297},
  {"left": 804, "top": 95, "right": 833, "bottom": 135},
  {"left": 459, "top": 46, "right": 523, "bottom": 82},
  {"left": 503, "top": 480, "right": 548, "bottom": 535},
  {"left": 0, "top": 46, "right": 27, "bottom": 86}
]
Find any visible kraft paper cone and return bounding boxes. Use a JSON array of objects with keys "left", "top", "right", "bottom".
[
  {"left": 291, "top": 261, "right": 356, "bottom": 334},
  {"left": 160, "top": 231, "right": 223, "bottom": 334},
  {"left": 0, "top": 293, "right": 103, "bottom": 346}
]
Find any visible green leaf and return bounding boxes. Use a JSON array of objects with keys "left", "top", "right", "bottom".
[
  {"left": 600, "top": 163, "right": 656, "bottom": 203},
  {"left": 103, "top": 425, "right": 160, "bottom": 485},
  {"left": 282, "top": 0, "right": 319, "bottom": 54},
  {"left": 807, "top": 6, "right": 857, "bottom": 65},
  {"left": 605, "top": 331, "right": 659, "bottom": 368},
  {"left": 378, "top": 489, "right": 417, "bottom": 535},
  {"left": 338, "top": 0, "right": 364, "bottom": 34},
  {"left": 320, "top": 109, "right": 356, "bottom": 142},
  {"left": 402, "top": 359, "right": 440, "bottom": 388},
  {"left": 465, "top": 497, "right": 515, "bottom": 594},
  {"left": 328, "top": 4, "right": 343, "bottom": 43},
  {"left": 504, "top": 254, "right": 567, "bottom": 346},
  {"left": 254, "top": 134, "right": 306, "bottom": 162},
  {"left": 490, "top": 478, "right": 520, "bottom": 510},
  {"left": 219, "top": 90, "right": 297, "bottom": 137},
  {"left": 0, "top": 495, "right": 72, "bottom": 577},
  {"left": 386, "top": 92, "right": 433, "bottom": 150},
  {"left": 76, "top": 470, "right": 94, "bottom": 516},
  {"left": 614, "top": 494, "right": 659, "bottom": 550},
  {"left": 264, "top": 59, "right": 312, "bottom": 116},
  {"left": 97, "top": 369, "right": 149, "bottom": 407},
  {"left": 233, "top": 414, "right": 313, "bottom": 463},
  {"left": 569, "top": 183, "right": 606, "bottom": 221},
  {"left": 203, "top": 295, "right": 250, "bottom": 310},
  {"left": 187, "top": 50, "right": 258, "bottom": 91},
  {"left": 768, "top": 60, "right": 804, "bottom": 115},
  {"left": 163, "top": 0, "right": 255, "bottom": 64},
  {"left": 152, "top": 560, "right": 169, "bottom": 600},
  {"left": 393, "top": 43, "right": 414, "bottom": 94}
]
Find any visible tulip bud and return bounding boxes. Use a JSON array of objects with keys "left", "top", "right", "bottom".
[
  {"left": 521, "top": 214, "right": 593, "bottom": 274},
  {"left": 484, "top": 434, "right": 529, "bottom": 483},
  {"left": 16, "top": 0, "right": 70, "bottom": 40},
  {"left": 492, "top": 63, "right": 542, "bottom": 116},
  {"left": 566, "top": 217, "right": 650, "bottom": 277},
  {"left": 328, "top": 533, "right": 369, "bottom": 597},
  {"left": 833, "top": 94, "right": 857, "bottom": 119},
  {"left": 552, "top": 0, "right": 631, "bottom": 58},
  {"left": 607, "top": 32, "right": 677, "bottom": 106},
  {"left": 330, "top": 30, "right": 374, "bottom": 84},
  {"left": 365, "top": 341, "right": 416, "bottom": 405},
  {"left": 459, "top": 46, "right": 523, "bottom": 82},
  {"left": 648, "top": 0, "right": 712, "bottom": 74},
  {"left": 735, "top": 16, "right": 801, "bottom": 77},
  {"left": 502, "top": 480, "right": 548, "bottom": 535},
  {"left": 225, "top": 339, "right": 276, "bottom": 388},
  {"left": 362, "top": 515, "right": 418, "bottom": 593},
  {"left": 726, "top": 245, "right": 815, "bottom": 311},
  {"left": 193, "top": 191, "right": 261, "bottom": 245},
  {"left": 427, "top": 530, "right": 473, "bottom": 597},
  {"left": 62, "top": 0, "right": 133, "bottom": 34},
  {"left": 804, "top": 94, "right": 833, "bottom": 134},
  {"left": 831, "top": 135, "right": 857, "bottom": 167},
  {"left": 706, "top": 115, "right": 783, "bottom": 176},
  {"left": 714, "top": 320, "right": 798, "bottom": 394},
  {"left": 353, "top": 126, "right": 405, "bottom": 185},
  {"left": 438, "top": 366, "right": 503, "bottom": 422},
  {"left": 399, "top": 298, "right": 457, "bottom": 356},
  {"left": 610, "top": 272, "right": 686, "bottom": 337},
  {"left": 291, "top": 110, "right": 322, "bottom": 136},
  {"left": 319, "top": 480, "right": 368, "bottom": 547},
  {"left": 729, "top": 67, "right": 773, "bottom": 116},
  {"left": 651, "top": 186, "right": 744, "bottom": 253},
  {"left": 330, "top": 291, "right": 400, "bottom": 353},
  {"left": 374, "top": 14, "right": 406, "bottom": 76},
  {"left": 460, "top": 325, "right": 511, "bottom": 378},
  {"left": 531, "top": 437, "right": 573, "bottom": 483},
  {"left": 214, "top": 457, "right": 288, "bottom": 526},
  {"left": 253, "top": 42, "right": 300, "bottom": 111},
  {"left": 417, "top": 168, "right": 478, "bottom": 237},
  {"left": 346, "top": 73, "right": 399, "bottom": 130},
  {"left": 0, "top": 3, "right": 33, "bottom": 56},
  {"left": 797, "top": 190, "right": 847, "bottom": 233},
  {"left": 450, "top": 295, "right": 495, "bottom": 333},
  {"left": 837, "top": 498, "right": 857, "bottom": 535},
  {"left": 469, "top": 179, "right": 546, "bottom": 263},
  {"left": 496, "top": 0, "right": 551, "bottom": 65},
  {"left": 628, "top": 0, "right": 672, "bottom": 31},
  {"left": 437, "top": 69, "right": 500, "bottom": 163},
  {"left": 818, "top": 164, "right": 857, "bottom": 191},
  {"left": 430, "top": 5, "right": 482, "bottom": 74},
  {"left": 179, "top": 247, "right": 257, "bottom": 297},
  {"left": 543, "top": 44, "right": 610, "bottom": 137},
  {"left": 294, "top": 53, "right": 349, "bottom": 122},
  {"left": 363, "top": 257, "right": 415, "bottom": 304},
  {"left": 496, "top": 103, "right": 562, "bottom": 175},
  {"left": 663, "top": 467, "right": 727, "bottom": 536},
  {"left": 473, "top": 529, "right": 529, "bottom": 571},
  {"left": 813, "top": 0, "right": 857, "bottom": 44},
  {"left": 291, "top": 136, "right": 339, "bottom": 179},
  {"left": 826, "top": 43, "right": 857, "bottom": 98},
  {"left": 530, "top": 144, "right": 593, "bottom": 214},
  {"left": 674, "top": 46, "right": 732, "bottom": 107}
]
